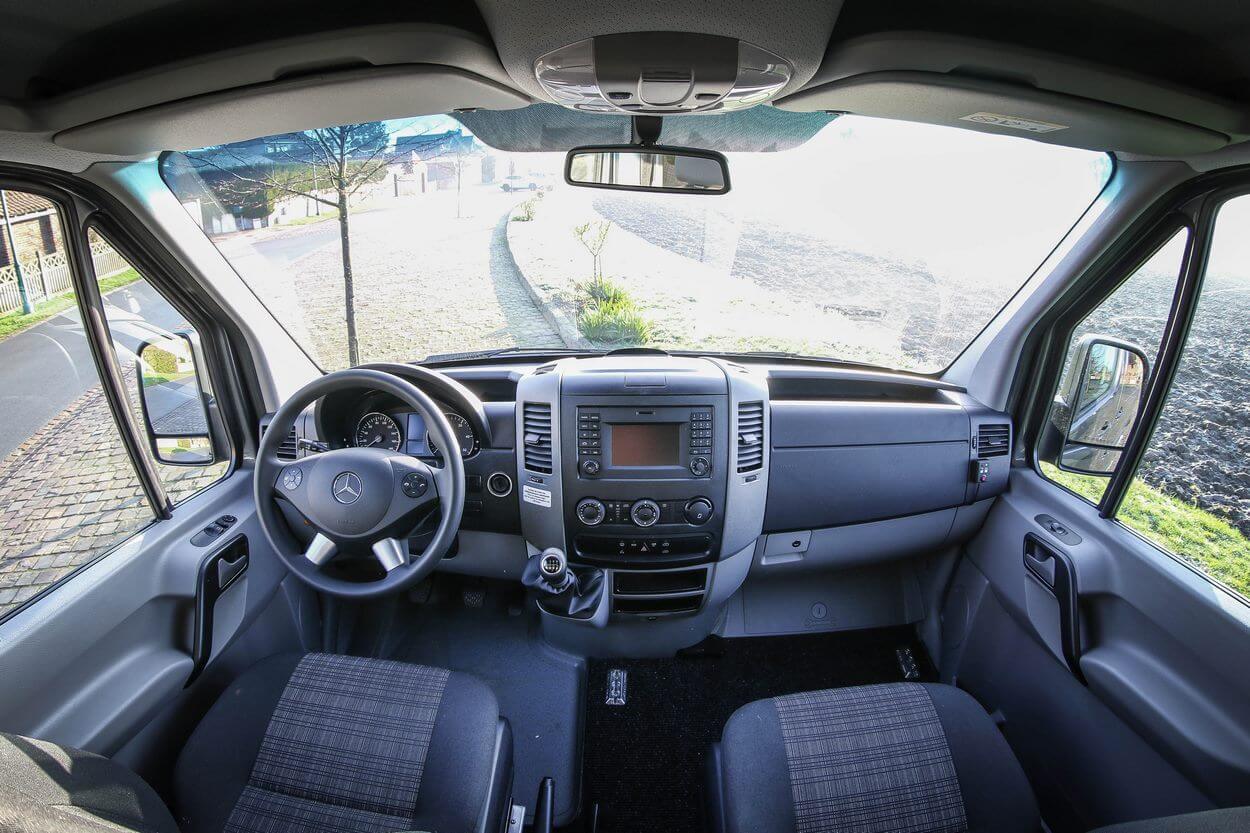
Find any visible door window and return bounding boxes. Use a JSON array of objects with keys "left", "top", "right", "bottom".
[
  {"left": 0, "top": 192, "right": 157, "bottom": 619},
  {"left": 89, "top": 229, "right": 229, "bottom": 503},
  {"left": 1118, "top": 196, "right": 1250, "bottom": 600},
  {"left": 1039, "top": 230, "right": 1187, "bottom": 499}
]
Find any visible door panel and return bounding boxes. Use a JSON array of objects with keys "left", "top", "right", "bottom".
[
  {"left": 949, "top": 468, "right": 1250, "bottom": 829},
  {"left": 0, "top": 469, "right": 288, "bottom": 754}
]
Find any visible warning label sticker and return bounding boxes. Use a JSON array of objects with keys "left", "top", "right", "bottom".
[
  {"left": 522, "top": 485, "right": 552, "bottom": 508},
  {"left": 959, "top": 112, "right": 1069, "bottom": 133}
]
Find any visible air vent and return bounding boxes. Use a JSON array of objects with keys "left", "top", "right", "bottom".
[
  {"left": 736, "top": 401, "right": 765, "bottom": 473},
  {"left": 276, "top": 428, "right": 299, "bottom": 460},
  {"left": 976, "top": 424, "right": 1010, "bottom": 458},
  {"left": 534, "top": 363, "right": 556, "bottom": 375},
  {"left": 261, "top": 419, "right": 300, "bottom": 461},
  {"left": 522, "top": 402, "right": 554, "bottom": 473}
]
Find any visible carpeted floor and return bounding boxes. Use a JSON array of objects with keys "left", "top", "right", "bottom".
[{"left": 581, "top": 626, "right": 936, "bottom": 833}]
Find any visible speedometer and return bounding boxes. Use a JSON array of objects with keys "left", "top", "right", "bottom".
[
  {"left": 426, "top": 413, "right": 479, "bottom": 459},
  {"left": 355, "top": 412, "right": 402, "bottom": 451}
]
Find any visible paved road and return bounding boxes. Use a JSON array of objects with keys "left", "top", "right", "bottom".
[{"left": 0, "top": 281, "right": 185, "bottom": 459}]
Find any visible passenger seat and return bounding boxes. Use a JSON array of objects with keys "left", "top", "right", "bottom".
[{"left": 707, "top": 682, "right": 1038, "bottom": 833}]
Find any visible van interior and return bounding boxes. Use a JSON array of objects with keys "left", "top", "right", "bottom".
[{"left": 0, "top": 2, "right": 1249, "bottom": 832}]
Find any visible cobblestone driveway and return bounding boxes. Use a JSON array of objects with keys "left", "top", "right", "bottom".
[{"left": 0, "top": 380, "right": 224, "bottom": 619}]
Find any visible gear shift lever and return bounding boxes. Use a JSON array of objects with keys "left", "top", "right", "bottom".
[
  {"left": 522, "top": 547, "right": 604, "bottom": 619},
  {"left": 538, "top": 548, "right": 571, "bottom": 591}
]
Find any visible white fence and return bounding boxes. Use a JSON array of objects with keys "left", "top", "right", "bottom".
[{"left": 0, "top": 242, "right": 131, "bottom": 317}]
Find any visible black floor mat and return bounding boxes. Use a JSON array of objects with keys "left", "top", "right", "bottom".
[{"left": 581, "top": 626, "right": 936, "bottom": 833}]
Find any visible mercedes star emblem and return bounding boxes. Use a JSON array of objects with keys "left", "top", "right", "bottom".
[{"left": 332, "top": 472, "right": 363, "bottom": 505}]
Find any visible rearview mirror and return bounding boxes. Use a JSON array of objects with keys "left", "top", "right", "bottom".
[
  {"left": 565, "top": 145, "right": 730, "bottom": 194},
  {"left": 1056, "top": 336, "right": 1150, "bottom": 476},
  {"left": 136, "top": 333, "right": 215, "bottom": 466}
]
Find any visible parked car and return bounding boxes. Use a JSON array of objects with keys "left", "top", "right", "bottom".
[{"left": 500, "top": 174, "right": 544, "bottom": 191}]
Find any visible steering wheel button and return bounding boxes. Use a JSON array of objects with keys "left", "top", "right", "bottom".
[
  {"left": 282, "top": 467, "right": 303, "bottom": 490},
  {"left": 402, "top": 472, "right": 429, "bottom": 498}
]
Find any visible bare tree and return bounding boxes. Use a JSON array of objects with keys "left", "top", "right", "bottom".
[
  {"left": 185, "top": 123, "right": 394, "bottom": 365},
  {"left": 184, "top": 122, "right": 482, "bottom": 366}
]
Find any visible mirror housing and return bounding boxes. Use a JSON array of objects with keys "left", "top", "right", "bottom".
[
  {"left": 565, "top": 145, "right": 730, "bottom": 194},
  {"left": 135, "top": 333, "right": 216, "bottom": 466},
  {"left": 1051, "top": 335, "right": 1150, "bottom": 476}
]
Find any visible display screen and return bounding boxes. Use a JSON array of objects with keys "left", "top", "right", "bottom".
[{"left": 609, "top": 423, "right": 680, "bottom": 467}]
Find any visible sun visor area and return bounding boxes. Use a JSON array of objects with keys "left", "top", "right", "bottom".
[
  {"left": 53, "top": 65, "right": 530, "bottom": 155},
  {"left": 778, "top": 32, "right": 1245, "bottom": 156},
  {"left": 454, "top": 102, "right": 833, "bottom": 152}
]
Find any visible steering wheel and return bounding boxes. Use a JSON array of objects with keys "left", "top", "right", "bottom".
[{"left": 254, "top": 368, "right": 465, "bottom": 598}]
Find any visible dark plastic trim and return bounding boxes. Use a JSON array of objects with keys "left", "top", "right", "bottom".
[
  {"left": 1024, "top": 533, "right": 1084, "bottom": 683},
  {"left": 186, "top": 533, "right": 249, "bottom": 686}
]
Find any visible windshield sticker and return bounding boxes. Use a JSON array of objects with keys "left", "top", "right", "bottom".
[
  {"left": 959, "top": 112, "right": 1069, "bottom": 133},
  {"left": 522, "top": 485, "right": 553, "bottom": 508}
]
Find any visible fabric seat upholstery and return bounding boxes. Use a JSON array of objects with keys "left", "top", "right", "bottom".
[
  {"left": 709, "top": 682, "right": 1039, "bottom": 833},
  {"left": 174, "top": 653, "right": 512, "bottom": 833}
]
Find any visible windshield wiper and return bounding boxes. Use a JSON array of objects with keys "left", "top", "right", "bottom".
[{"left": 421, "top": 346, "right": 600, "bottom": 364}]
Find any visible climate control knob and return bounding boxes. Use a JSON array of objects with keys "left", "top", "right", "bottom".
[
  {"left": 684, "top": 498, "right": 714, "bottom": 525},
  {"left": 629, "top": 499, "right": 661, "bottom": 527},
  {"left": 689, "top": 456, "right": 711, "bottom": 477},
  {"left": 576, "top": 498, "right": 606, "bottom": 526}
]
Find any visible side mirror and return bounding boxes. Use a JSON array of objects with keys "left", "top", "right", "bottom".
[
  {"left": 1053, "top": 336, "right": 1150, "bottom": 476},
  {"left": 565, "top": 145, "right": 730, "bottom": 194},
  {"left": 135, "top": 333, "right": 215, "bottom": 466}
]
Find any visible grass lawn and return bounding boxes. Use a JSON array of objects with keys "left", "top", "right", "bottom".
[
  {"left": 0, "top": 268, "right": 142, "bottom": 342},
  {"left": 1041, "top": 462, "right": 1250, "bottom": 600}
]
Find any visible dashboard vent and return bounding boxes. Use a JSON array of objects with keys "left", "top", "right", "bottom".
[
  {"left": 736, "top": 400, "right": 765, "bottom": 473},
  {"left": 261, "top": 419, "right": 300, "bottom": 461},
  {"left": 522, "top": 402, "right": 554, "bottom": 473},
  {"left": 976, "top": 424, "right": 1011, "bottom": 458},
  {"left": 275, "top": 427, "right": 299, "bottom": 460},
  {"left": 534, "top": 363, "right": 556, "bottom": 375}
]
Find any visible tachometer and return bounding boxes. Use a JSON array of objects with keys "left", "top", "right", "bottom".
[
  {"left": 355, "top": 412, "right": 402, "bottom": 450},
  {"left": 426, "top": 412, "right": 479, "bottom": 459}
]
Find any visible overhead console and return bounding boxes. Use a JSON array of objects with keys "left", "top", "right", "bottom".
[{"left": 514, "top": 356, "right": 769, "bottom": 623}]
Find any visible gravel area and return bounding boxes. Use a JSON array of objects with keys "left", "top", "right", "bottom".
[{"left": 251, "top": 190, "right": 565, "bottom": 369}]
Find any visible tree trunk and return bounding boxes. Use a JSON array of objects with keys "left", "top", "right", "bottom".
[{"left": 338, "top": 189, "right": 359, "bottom": 366}]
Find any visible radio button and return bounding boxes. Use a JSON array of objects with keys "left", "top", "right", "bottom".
[
  {"left": 577, "top": 498, "right": 606, "bottom": 526},
  {"left": 684, "top": 498, "right": 713, "bottom": 525},
  {"left": 630, "top": 499, "right": 661, "bottom": 527},
  {"left": 580, "top": 458, "right": 601, "bottom": 477},
  {"left": 690, "top": 456, "right": 711, "bottom": 477}
]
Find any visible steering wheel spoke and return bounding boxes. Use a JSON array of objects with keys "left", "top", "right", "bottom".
[
  {"left": 303, "top": 533, "right": 338, "bottom": 567},
  {"left": 371, "top": 537, "right": 409, "bottom": 573}
]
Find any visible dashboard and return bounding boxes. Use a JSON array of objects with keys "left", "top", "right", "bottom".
[{"left": 282, "top": 356, "right": 1013, "bottom": 638}]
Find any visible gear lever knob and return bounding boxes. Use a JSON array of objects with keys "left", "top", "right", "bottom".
[{"left": 538, "top": 547, "right": 568, "bottom": 587}]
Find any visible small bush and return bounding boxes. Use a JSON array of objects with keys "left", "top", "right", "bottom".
[
  {"left": 513, "top": 194, "right": 543, "bottom": 222},
  {"left": 578, "top": 298, "right": 653, "bottom": 345},
  {"left": 584, "top": 276, "right": 629, "bottom": 307}
]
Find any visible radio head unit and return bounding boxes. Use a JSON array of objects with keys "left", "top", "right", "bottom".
[{"left": 576, "top": 405, "right": 713, "bottom": 480}]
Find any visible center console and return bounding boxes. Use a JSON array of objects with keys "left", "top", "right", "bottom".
[
  {"left": 515, "top": 355, "right": 769, "bottom": 635},
  {"left": 566, "top": 399, "right": 725, "bottom": 568}
]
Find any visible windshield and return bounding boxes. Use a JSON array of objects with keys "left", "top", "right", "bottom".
[{"left": 160, "top": 109, "right": 1110, "bottom": 373}]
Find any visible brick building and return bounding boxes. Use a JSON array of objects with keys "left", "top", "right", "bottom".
[{"left": 0, "top": 191, "right": 64, "bottom": 268}]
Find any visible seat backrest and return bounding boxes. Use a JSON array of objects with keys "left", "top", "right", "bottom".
[{"left": 0, "top": 732, "right": 177, "bottom": 833}]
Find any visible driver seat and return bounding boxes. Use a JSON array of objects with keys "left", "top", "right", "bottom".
[{"left": 1, "top": 653, "right": 513, "bottom": 833}]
